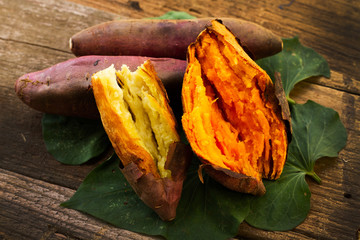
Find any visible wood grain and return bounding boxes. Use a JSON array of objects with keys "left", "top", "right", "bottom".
[
  {"left": 67, "top": 0, "right": 360, "bottom": 95},
  {"left": 0, "top": 168, "right": 158, "bottom": 240},
  {"left": 0, "top": 0, "right": 359, "bottom": 239}
]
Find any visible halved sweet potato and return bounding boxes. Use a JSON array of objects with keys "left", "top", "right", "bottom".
[
  {"left": 92, "top": 61, "right": 191, "bottom": 220},
  {"left": 181, "top": 20, "right": 290, "bottom": 196}
]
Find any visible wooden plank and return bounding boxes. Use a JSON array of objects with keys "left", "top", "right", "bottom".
[
  {"left": 67, "top": 0, "right": 360, "bottom": 95},
  {"left": 0, "top": 0, "right": 118, "bottom": 53},
  {"left": 0, "top": 0, "right": 118, "bottom": 190},
  {"left": 0, "top": 0, "right": 359, "bottom": 239},
  {"left": 0, "top": 93, "right": 111, "bottom": 192},
  {"left": 0, "top": 32, "right": 105, "bottom": 190},
  {"left": 0, "top": 154, "right": 357, "bottom": 240},
  {"left": 0, "top": 168, "right": 158, "bottom": 240}
]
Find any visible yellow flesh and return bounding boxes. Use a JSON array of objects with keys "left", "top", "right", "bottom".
[{"left": 93, "top": 64, "right": 179, "bottom": 178}]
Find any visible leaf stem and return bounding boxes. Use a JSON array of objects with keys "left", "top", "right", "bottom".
[
  {"left": 307, "top": 171, "right": 322, "bottom": 184},
  {"left": 287, "top": 96, "right": 296, "bottom": 104}
]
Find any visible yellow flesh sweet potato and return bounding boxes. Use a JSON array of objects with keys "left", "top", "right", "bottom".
[
  {"left": 92, "top": 60, "right": 191, "bottom": 220},
  {"left": 182, "top": 20, "right": 290, "bottom": 196}
]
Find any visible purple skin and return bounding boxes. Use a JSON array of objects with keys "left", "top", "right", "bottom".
[
  {"left": 15, "top": 56, "right": 187, "bottom": 119},
  {"left": 70, "top": 18, "right": 283, "bottom": 60}
]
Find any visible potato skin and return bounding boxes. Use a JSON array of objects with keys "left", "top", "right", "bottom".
[
  {"left": 200, "top": 164, "right": 266, "bottom": 196},
  {"left": 15, "top": 55, "right": 186, "bottom": 118},
  {"left": 121, "top": 142, "right": 192, "bottom": 221},
  {"left": 70, "top": 18, "right": 282, "bottom": 60}
]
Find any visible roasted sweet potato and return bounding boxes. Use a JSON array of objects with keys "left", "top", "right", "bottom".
[
  {"left": 92, "top": 61, "right": 191, "bottom": 221},
  {"left": 15, "top": 56, "right": 186, "bottom": 118},
  {"left": 181, "top": 20, "right": 290, "bottom": 196},
  {"left": 70, "top": 18, "right": 283, "bottom": 60}
]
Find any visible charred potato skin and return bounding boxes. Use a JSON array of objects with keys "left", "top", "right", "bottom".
[
  {"left": 200, "top": 164, "right": 266, "bottom": 196},
  {"left": 121, "top": 142, "right": 192, "bottom": 221}
]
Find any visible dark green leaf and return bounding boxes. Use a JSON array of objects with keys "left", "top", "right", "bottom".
[
  {"left": 245, "top": 164, "right": 311, "bottom": 231},
  {"left": 166, "top": 159, "right": 250, "bottom": 240},
  {"left": 62, "top": 155, "right": 250, "bottom": 240},
  {"left": 257, "top": 36, "right": 330, "bottom": 100},
  {"left": 287, "top": 100, "right": 347, "bottom": 182},
  {"left": 149, "top": 11, "right": 196, "bottom": 19},
  {"left": 61, "top": 154, "right": 167, "bottom": 236},
  {"left": 42, "top": 114, "right": 110, "bottom": 165},
  {"left": 245, "top": 100, "right": 347, "bottom": 230}
]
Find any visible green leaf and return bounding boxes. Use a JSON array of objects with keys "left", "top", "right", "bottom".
[
  {"left": 149, "top": 11, "right": 196, "bottom": 19},
  {"left": 62, "top": 155, "right": 250, "bottom": 240},
  {"left": 245, "top": 164, "right": 311, "bottom": 231},
  {"left": 245, "top": 100, "right": 347, "bottom": 230},
  {"left": 42, "top": 114, "right": 110, "bottom": 165},
  {"left": 166, "top": 159, "right": 250, "bottom": 240},
  {"left": 256, "top": 36, "right": 330, "bottom": 100},
  {"left": 61, "top": 154, "right": 167, "bottom": 236},
  {"left": 287, "top": 100, "right": 347, "bottom": 182}
]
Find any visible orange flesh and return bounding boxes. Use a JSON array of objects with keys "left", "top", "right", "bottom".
[{"left": 182, "top": 23, "right": 287, "bottom": 181}]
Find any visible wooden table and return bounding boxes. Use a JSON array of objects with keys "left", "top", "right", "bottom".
[{"left": 1, "top": 0, "right": 359, "bottom": 239}]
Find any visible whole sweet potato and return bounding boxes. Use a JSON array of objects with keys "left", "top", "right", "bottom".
[
  {"left": 70, "top": 18, "right": 283, "bottom": 60},
  {"left": 182, "top": 20, "right": 290, "bottom": 196},
  {"left": 92, "top": 61, "right": 191, "bottom": 221},
  {"left": 15, "top": 56, "right": 186, "bottom": 118}
]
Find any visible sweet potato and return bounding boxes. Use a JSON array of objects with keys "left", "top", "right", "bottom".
[
  {"left": 91, "top": 61, "right": 191, "bottom": 221},
  {"left": 181, "top": 20, "right": 290, "bottom": 196},
  {"left": 70, "top": 18, "right": 283, "bottom": 60},
  {"left": 15, "top": 56, "right": 186, "bottom": 119}
]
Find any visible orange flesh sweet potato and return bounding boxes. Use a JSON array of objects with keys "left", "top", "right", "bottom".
[{"left": 182, "top": 20, "right": 289, "bottom": 195}]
